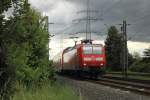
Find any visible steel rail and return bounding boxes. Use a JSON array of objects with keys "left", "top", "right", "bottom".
[{"left": 88, "top": 77, "right": 150, "bottom": 96}]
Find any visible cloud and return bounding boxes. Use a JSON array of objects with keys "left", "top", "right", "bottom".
[
  {"left": 29, "top": 0, "right": 58, "bottom": 13},
  {"left": 29, "top": 0, "right": 150, "bottom": 43},
  {"left": 128, "top": 41, "right": 150, "bottom": 55}
]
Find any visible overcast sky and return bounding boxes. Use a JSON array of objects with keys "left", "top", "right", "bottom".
[{"left": 28, "top": 0, "right": 150, "bottom": 58}]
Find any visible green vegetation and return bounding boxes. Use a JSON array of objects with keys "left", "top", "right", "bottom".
[
  {"left": 0, "top": 0, "right": 16, "bottom": 99},
  {"left": 129, "top": 48, "right": 150, "bottom": 73},
  {"left": 0, "top": 0, "right": 79, "bottom": 99},
  {"left": 12, "top": 81, "right": 79, "bottom": 100},
  {"left": 1, "top": 0, "right": 75, "bottom": 100},
  {"left": 105, "top": 26, "right": 150, "bottom": 74},
  {"left": 6, "top": 0, "right": 52, "bottom": 85},
  {"left": 105, "top": 26, "right": 123, "bottom": 71}
]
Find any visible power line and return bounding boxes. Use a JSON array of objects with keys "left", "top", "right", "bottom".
[
  {"left": 130, "top": 13, "right": 150, "bottom": 26},
  {"left": 127, "top": 17, "right": 150, "bottom": 40},
  {"left": 128, "top": 24, "right": 150, "bottom": 40},
  {"left": 54, "top": 22, "right": 80, "bottom": 36},
  {"left": 72, "top": 0, "right": 102, "bottom": 40},
  {"left": 60, "top": 0, "right": 123, "bottom": 40}
]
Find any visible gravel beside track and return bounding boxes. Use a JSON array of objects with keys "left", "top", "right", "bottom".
[{"left": 57, "top": 76, "right": 150, "bottom": 100}]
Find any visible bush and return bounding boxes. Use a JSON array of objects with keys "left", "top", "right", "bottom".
[{"left": 130, "top": 61, "right": 150, "bottom": 73}]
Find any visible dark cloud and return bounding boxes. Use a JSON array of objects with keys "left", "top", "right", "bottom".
[{"left": 30, "top": 0, "right": 150, "bottom": 42}]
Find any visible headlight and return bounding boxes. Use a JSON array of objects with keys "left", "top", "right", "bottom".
[
  {"left": 96, "top": 58, "right": 103, "bottom": 61},
  {"left": 84, "top": 63, "right": 87, "bottom": 66},
  {"left": 84, "top": 57, "right": 91, "bottom": 61}
]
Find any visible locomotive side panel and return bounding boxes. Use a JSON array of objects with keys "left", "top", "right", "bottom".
[
  {"left": 77, "top": 46, "right": 83, "bottom": 68},
  {"left": 62, "top": 48, "right": 78, "bottom": 70}
]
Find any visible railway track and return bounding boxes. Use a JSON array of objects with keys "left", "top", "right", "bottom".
[
  {"left": 89, "top": 77, "right": 150, "bottom": 96},
  {"left": 102, "top": 74, "right": 150, "bottom": 84},
  {"left": 59, "top": 73, "right": 150, "bottom": 95}
]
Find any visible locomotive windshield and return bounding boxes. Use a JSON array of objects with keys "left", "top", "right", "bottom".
[
  {"left": 93, "top": 46, "right": 102, "bottom": 54},
  {"left": 83, "top": 46, "right": 92, "bottom": 54},
  {"left": 83, "top": 46, "right": 102, "bottom": 54}
]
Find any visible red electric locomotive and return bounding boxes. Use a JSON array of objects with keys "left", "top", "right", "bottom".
[{"left": 53, "top": 40, "right": 106, "bottom": 78}]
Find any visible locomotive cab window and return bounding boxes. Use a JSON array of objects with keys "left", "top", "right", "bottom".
[
  {"left": 93, "top": 46, "right": 102, "bottom": 54},
  {"left": 83, "top": 46, "right": 92, "bottom": 54},
  {"left": 83, "top": 46, "right": 102, "bottom": 54}
]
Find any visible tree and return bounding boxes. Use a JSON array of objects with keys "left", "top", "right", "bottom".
[
  {"left": 128, "top": 53, "right": 134, "bottom": 68},
  {"left": 0, "top": 0, "right": 53, "bottom": 99},
  {"left": 133, "top": 52, "right": 141, "bottom": 61},
  {"left": 143, "top": 46, "right": 150, "bottom": 63},
  {"left": 129, "top": 49, "right": 150, "bottom": 73},
  {"left": 0, "top": 0, "right": 16, "bottom": 99},
  {"left": 6, "top": 0, "right": 52, "bottom": 86},
  {"left": 105, "top": 26, "right": 123, "bottom": 71}
]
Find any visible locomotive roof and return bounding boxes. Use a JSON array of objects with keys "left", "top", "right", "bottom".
[
  {"left": 76, "top": 43, "right": 103, "bottom": 47},
  {"left": 63, "top": 47, "right": 73, "bottom": 52},
  {"left": 63, "top": 43, "right": 103, "bottom": 53}
]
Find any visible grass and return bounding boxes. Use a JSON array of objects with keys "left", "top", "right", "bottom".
[{"left": 12, "top": 81, "right": 80, "bottom": 100}]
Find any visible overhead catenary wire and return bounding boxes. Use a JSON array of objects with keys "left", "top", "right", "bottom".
[
  {"left": 54, "top": 22, "right": 81, "bottom": 36},
  {"left": 128, "top": 24, "right": 150, "bottom": 41},
  {"left": 58, "top": 0, "right": 150, "bottom": 42},
  {"left": 100, "top": 0, "right": 150, "bottom": 26},
  {"left": 129, "top": 13, "right": 150, "bottom": 26},
  {"left": 51, "top": 0, "right": 83, "bottom": 37},
  {"left": 59, "top": 0, "right": 124, "bottom": 39},
  {"left": 126, "top": 13, "right": 150, "bottom": 40}
]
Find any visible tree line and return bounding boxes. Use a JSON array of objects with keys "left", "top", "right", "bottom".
[
  {"left": 105, "top": 26, "right": 150, "bottom": 73},
  {"left": 0, "top": 0, "right": 54, "bottom": 99}
]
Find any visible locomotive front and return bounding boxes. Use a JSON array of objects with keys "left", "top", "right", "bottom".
[{"left": 79, "top": 44, "right": 106, "bottom": 69}]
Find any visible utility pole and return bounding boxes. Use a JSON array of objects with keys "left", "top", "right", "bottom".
[
  {"left": 73, "top": 0, "right": 101, "bottom": 40},
  {"left": 119, "top": 20, "right": 130, "bottom": 78},
  {"left": 45, "top": 16, "right": 55, "bottom": 60},
  {"left": 86, "top": 0, "right": 91, "bottom": 39},
  {"left": 44, "top": 16, "right": 50, "bottom": 60}
]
